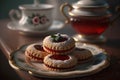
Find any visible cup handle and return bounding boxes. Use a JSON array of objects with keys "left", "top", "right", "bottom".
[
  {"left": 111, "top": 5, "right": 120, "bottom": 25},
  {"left": 9, "top": 9, "right": 21, "bottom": 22},
  {"left": 60, "top": 3, "right": 73, "bottom": 24}
]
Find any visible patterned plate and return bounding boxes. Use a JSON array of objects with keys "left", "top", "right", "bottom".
[{"left": 9, "top": 42, "right": 110, "bottom": 79}]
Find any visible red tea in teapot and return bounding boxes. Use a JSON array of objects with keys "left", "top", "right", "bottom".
[{"left": 71, "top": 16, "right": 110, "bottom": 36}]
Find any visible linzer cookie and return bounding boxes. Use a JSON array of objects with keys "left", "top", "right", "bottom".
[
  {"left": 43, "top": 33, "right": 75, "bottom": 55},
  {"left": 73, "top": 48, "right": 93, "bottom": 63},
  {"left": 43, "top": 54, "right": 77, "bottom": 71},
  {"left": 25, "top": 43, "right": 48, "bottom": 62}
]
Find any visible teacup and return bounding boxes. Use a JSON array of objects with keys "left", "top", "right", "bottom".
[{"left": 9, "top": 0, "right": 54, "bottom": 31}]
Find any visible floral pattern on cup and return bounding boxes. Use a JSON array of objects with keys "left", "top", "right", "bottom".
[{"left": 27, "top": 14, "right": 49, "bottom": 26}]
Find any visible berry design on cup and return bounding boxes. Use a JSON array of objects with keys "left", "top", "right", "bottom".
[{"left": 27, "top": 14, "right": 49, "bottom": 26}]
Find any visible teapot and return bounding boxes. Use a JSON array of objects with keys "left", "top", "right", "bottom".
[{"left": 60, "top": 0, "right": 120, "bottom": 43}]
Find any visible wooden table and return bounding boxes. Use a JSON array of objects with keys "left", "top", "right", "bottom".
[{"left": 0, "top": 19, "right": 120, "bottom": 80}]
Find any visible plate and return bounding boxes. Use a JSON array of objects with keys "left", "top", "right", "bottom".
[
  {"left": 7, "top": 20, "right": 65, "bottom": 35},
  {"left": 9, "top": 42, "right": 110, "bottom": 79}
]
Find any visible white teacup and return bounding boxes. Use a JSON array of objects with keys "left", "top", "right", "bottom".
[{"left": 9, "top": 0, "right": 54, "bottom": 31}]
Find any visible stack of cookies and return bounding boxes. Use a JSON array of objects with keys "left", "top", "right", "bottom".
[
  {"left": 43, "top": 33, "right": 77, "bottom": 71},
  {"left": 25, "top": 33, "right": 93, "bottom": 71}
]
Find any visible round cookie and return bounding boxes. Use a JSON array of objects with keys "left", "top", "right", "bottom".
[
  {"left": 25, "top": 43, "right": 48, "bottom": 62},
  {"left": 73, "top": 48, "right": 93, "bottom": 63},
  {"left": 43, "top": 54, "right": 77, "bottom": 71},
  {"left": 43, "top": 33, "right": 75, "bottom": 55}
]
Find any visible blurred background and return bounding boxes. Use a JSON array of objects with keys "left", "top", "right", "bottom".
[
  {"left": 1, "top": 0, "right": 119, "bottom": 19},
  {"left": 0, "top": 0, "right": 44, "bottom": 19},
  {"left": 0, "top": 0, "right": 120, "bottom": 80}
]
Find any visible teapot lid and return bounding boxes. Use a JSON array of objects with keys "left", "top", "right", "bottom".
[
  {"left": 73, "top": 0, "right": 109, "bottom": 9},
  {"left": 19, "top": 0, "right": 54, "bottom": 10}
]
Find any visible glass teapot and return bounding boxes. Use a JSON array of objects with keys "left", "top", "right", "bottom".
[{"left": 60, "top": 0, "right": 120, "bottom": 43}]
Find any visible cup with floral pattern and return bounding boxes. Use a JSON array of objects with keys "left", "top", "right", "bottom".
[{"left": 9, "top": 0, "right": 54, "bottom": 31}]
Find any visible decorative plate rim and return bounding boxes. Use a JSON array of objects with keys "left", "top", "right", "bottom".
[{"left": 9, "top": 42, "right": 110, "bottom": 78}]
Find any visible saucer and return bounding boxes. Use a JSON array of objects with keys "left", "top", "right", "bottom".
[
  {"left": 9, "top": 42, "right": 110, "bottom": 79},
  {"left": 7, "top": 20, "right": 65, "bottom": 35}
]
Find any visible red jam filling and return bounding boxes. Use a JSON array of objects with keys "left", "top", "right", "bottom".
[
  {"left": 57, "top": 37, "right": 68, "bottom": 42},
  {"left": 27, "top": 52, "right": 43, "bottom": 60},
  {"left": 34, "top": 45, "right": 44, "bottom": 51},
  {"left": 52, "top": 37, "right": 68, "bottom": 42},
  {"left": 44, "top": 45, "right": 74, "bottom": 53},
  {"left": 50, "top": 55, "right": 69, "bottom": 61}
]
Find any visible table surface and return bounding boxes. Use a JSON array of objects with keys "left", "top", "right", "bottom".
[{"left": 0, "top": 19, "right": 120, "bottom": 80}]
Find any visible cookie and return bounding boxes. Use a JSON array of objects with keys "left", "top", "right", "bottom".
[
  {"left": 25, "top": 43, "right": 48, "bottom": 62},
  {"left": 73, "top": 48, "right": 93, "bottom": 63},
  {"left": 43, "top": 54, "right": 77, "bottom": 71},
  {"left": 43, "top": 33, "right": 75, "bottom": 55}
]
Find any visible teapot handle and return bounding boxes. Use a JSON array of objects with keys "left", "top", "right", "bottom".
[
  {"left": 9, "top": 9, "right": 21, "bottom": 22},
  {"left": 60, "top": 3, "right": 73, "bottom": 24},
  {"left": 111, "top": 5, "right": 120, "bottom": 25}
]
